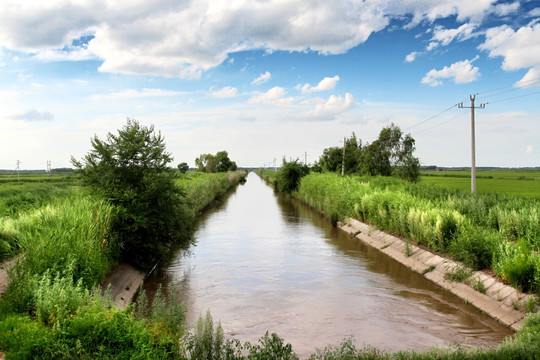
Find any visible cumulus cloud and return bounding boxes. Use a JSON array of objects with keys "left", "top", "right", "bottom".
[
  {"left": 421, "top": 56, "right": 480, "bottom": 86},
  {"left": 91, "top": 88, "right": 187, "bottom": 100},
  {"left": 491, "top": 2, "right": 520, "bottom": 17},
  {"left": 251, "top": 71, "right": 271, "bottom": 85},
  {"left": 479, "top": 23, "right": 540, "bottom": 84},
  {"left": 210, "top": 86, "right": 238, "bottom": 98},
  {"left": 248, "top": 86, "right": 294, "bottom": 106},
  {"left": 300, "top": 76, "right": 340, "bottom": 94},
  {"left": 11, "top": 109, "right": 54, "bottom": 122},
  {"left": 405, "top": 51, "right": 418, "bottom": 62},
  {"left": 0, "top": 1, "right": 504, "bottom": 78},
  {"left": 304, "top": 93, "right": 354, "bottom": 119},
  {"left": 426, "top": 23, "right": 476, "bottom": 51},
  {"left": 514, "top": 67, "right": 540, "bottom": 88}
]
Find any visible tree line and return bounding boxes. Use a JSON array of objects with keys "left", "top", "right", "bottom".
[
  {"left": 314, "top": 123, "right": 420, "bottom": 182},
  {"left": 273, "top": 123, "right": 420, "bottom": 194}
]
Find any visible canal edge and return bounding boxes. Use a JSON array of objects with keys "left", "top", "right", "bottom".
[{"left": 339, "top": 218, "right": 532, "bottom": 331}]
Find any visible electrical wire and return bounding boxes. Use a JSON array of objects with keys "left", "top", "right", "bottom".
[
  {"left": 405, "top": 103, "right": 458, "bottom": 131},
  {"left": 485, "top": 89, "right": 540, "bottom": 105},
  {"left": 412, "top": 111, "right": 469, "bottom": 135},
  {"left": 476, "top": 76, "right": 540, "bottom": 97}
]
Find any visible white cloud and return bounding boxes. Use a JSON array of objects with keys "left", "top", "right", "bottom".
[
  {"left": 405, "top": 51, "right": 418, "bottom": 62},
  {"left": 514, "top": 67, "right": 540, "bottom": 88},
  {"left": 301, "top": 75, "right": 340, "bottom": 94},
  {"left": 427, "top": 23, "right": 476, "bottom": 50},
  {"left": 421, "top": 56, "right": 480, "bottom": 86},
  {"left": 251, "top": 71, "right": 271, "bottom": 85},
  {"left": 0, "top": 1, "right": 504, "bottom": 78},
  {"left": 210, "top": 86, "right": 238, "bottom": 98},
  {"left": 491, "top": 2, "right": 520, "bottom": 17},
  {"left": 479, "top": 23, "right": 540, "bottom": 76},
  {"left": 11, "top": 109, "right": 54, "bottom": 122},
  {"left": 248, "top": 86, "right": 295, "bottom": 106},
  {"left": 304, "top": 93, "right": 354, "bottom": 119},
  {"left": 91, "top": 88, "right": 187, "bottom": 100},
  {"left": 526, "top": 145, "right": 533, "bottom": 154}
]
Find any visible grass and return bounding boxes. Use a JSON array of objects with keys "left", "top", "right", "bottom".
[
  {"left": 444, "top": 265, "right": 473, "bottom": 282},
  {"left": 421, "top": 169, "right": 540, "bottom": 198},
  {"left": 0, "top": 170, "right": 248, "bottom": 358},
  {"left": 280, "top": 171, "right": 540, "bottom": 295}
]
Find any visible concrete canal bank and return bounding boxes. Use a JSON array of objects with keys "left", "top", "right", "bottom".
[{"left": 340, "top": 217, "right": 533, "bottom": 331}]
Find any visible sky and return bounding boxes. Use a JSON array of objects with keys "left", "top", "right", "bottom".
[{"left": 1, "top": 0, "right": 539, "bottom": 170}]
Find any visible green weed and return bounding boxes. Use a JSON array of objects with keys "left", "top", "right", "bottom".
[{"left": 444, "top": 265, "right": 473, "bottom": 283}]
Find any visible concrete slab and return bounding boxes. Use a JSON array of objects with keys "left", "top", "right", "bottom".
[{"left": 101, "top": 263, "right": 146, "bottom": 309}]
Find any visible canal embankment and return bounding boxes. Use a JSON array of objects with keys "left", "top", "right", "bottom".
[{"left": 340, "top": 218, "right": 532, "bottom": 331}]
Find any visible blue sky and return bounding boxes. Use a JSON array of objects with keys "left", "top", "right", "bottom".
[{"left": 1, "top": 0, "right": 539, "bottom": 170}]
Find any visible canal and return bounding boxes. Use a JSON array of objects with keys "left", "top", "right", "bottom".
[{"left": 144, "top": 172, "right": 512, "bottom": 357}]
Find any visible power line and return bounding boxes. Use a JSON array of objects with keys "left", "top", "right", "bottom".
[
  {"left": 476, "top": 76, "right": 540, "bottom": 97},
  {"left": 412, "top": 111, "right": 469, "bottom": 135},
  {"left": 406, "top": 103, "right": 458, "bottom": 131},
  {"left": 485, "top": 89, "right": 540, "bottom": 105}
]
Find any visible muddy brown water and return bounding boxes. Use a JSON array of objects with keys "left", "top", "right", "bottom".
[{"left": 143, "top": 172, "right": 513, "bottom": 357}]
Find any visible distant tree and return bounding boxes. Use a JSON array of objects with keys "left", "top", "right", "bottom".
[
  {"left": 319, "top": 147, "right": 342, "bottom": 173},
  {"left": 317, "top": 124, "right": 420, "bottom": 181},
  {"left": 195, "top": 151, "right": 237, "bottom": 173},
  {"left": 215, "top": 151, "right": 233, "bottom": 172},
  {"left": 195, "top": 154, "right": 217, "bottom": 173},
  {"left": 319, "top": 133, "right": 362, "bottom": 175},
  {"left": 343, "top": 133, "right": 362, "bottom": 174},
  {"left": 177, "top": 162, "right": 189, "bottom": 174},
  {"left": 71, "top": 119, "right": 192, "bottom": 268}
]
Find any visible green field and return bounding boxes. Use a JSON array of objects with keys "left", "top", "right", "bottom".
[{"left": 421, "top": 170, "right": 540, "bottom": 198}]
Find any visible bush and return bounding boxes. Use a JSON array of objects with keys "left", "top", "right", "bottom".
[
  {"left": 493, "top": 240, "right": 539, "bottom": 293},
  {"left": 275, "top": 159, "right": 310, "bottom": 194},
  {"left": 450, "top": 226, "right": 498, "bottom": 270}
]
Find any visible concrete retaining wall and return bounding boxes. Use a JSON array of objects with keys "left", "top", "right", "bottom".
[{"left": 340, "top": 218, "right": 534, "bottom": 331}]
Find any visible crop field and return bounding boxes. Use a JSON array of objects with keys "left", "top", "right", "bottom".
[{"left": 421, "top": 170, "right": 540, "bottom": 198}]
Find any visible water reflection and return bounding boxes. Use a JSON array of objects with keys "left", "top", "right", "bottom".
[{"left": 143, "top": 172, "right": 512, "bottom": 358}]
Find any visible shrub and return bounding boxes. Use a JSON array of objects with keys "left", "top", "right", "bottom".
[
  {"left": 493, "top": 240, "right": 538, "bottom": 293},
  {"left": 276, "top": 159, "right": 310, "bottom": 194},
  {"left": 449, "top": 226, "right": 498, "bottom": 270}
]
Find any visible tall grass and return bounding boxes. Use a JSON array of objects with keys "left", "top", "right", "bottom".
[
  {"left": 178, "top": 171, "right": 247, "bottom": 217},
  {"left": 294, "top": 172, "right": 540, "bottom": 294}
]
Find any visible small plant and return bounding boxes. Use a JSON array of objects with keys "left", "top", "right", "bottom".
[
  {"left": 444, "top": 265, "right": 473, "bottom": 282},
  {"left": 525, "top": 297, "right": 538, "bottom": 313},
  {"left": 470, "top": 278, "right": 487, "bottom": 294},
  {"left": 422, "top": 264, "right": 436, "bottom": 275},
  {"left": 405, "top": 239, "right": 413, "bottom": 257}
]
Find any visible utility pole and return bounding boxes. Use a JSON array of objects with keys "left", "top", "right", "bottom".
[
  {"left": 458, "top": 95, "right": 485, "bottom": 194},
  {"left": 341, "top": 137, "right": 346, "bottom": 176},
  {"left": 16, "top": 160, "right": 20, "bottom": 181},
  {"left": 47, "top": 160, "right": 52, "bottom": 178}
]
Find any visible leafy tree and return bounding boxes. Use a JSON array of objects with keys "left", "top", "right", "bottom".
[
  {"left": 318, "top": 147, "right": 342, "bottom": 173},
  {"left": 71, "top": 119, "right": 192, "bottom": 269},
  {"left": 195, "top": 153, "right": 217, "bottom": 173},
  {"left": 215, "top": 151, "right": 233, "bottom": 172},
  {"left": 317, "top": 124, "right": 420, "bottom": 181},
  {"left": 177, "top": 162, "right": 190, "bottom": 174},
  {"left": 195, "top": 151, "right": 237, "bottom": 173}
]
